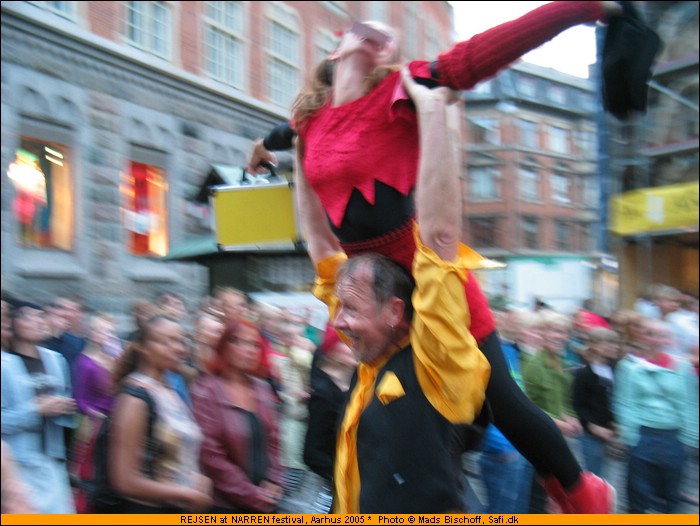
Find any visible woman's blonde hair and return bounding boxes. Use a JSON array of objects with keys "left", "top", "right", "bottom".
[
  {"left": 537, "top": 309, "right": 572, "bottom": 331},
  {"left": 291, "top": 61, "right": 400, "bottom": 129},
  {"left": 513, "top": 309, "right": 542, "bottom": 330},
  {"left": 610, "top": 309, "right": 642, "bottom": 345}
]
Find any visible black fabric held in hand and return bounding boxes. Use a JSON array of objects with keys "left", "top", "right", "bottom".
[{"left": 602, "top": 1, "right": 662, "bottom": 121}]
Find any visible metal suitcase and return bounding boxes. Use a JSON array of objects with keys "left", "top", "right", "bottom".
[{"left": 208, "top": 165, "right": 299, "bottom": 251}]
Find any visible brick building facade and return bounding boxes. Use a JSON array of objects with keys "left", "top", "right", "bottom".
[
  {"left": 461, "top": 62, "right": 604, "bottom": 312},
  {"left": 1, "top": 1, "right": 452, "bottom": 322}
]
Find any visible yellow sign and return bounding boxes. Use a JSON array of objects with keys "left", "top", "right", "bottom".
[{"left": 610, "top": 181, "right": 699, "bottom": 236}]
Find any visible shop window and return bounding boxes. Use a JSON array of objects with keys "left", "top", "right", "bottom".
[
  {"left": 7, "top": 138, "right": 73, "bottom": 250},
  {"left": 120, "top": 161, "right": 168, "bottom": 257}
]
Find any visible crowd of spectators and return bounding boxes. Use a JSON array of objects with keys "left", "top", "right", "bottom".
[{"left": 1, "top": 284, "right": 697, "bottom": 514}]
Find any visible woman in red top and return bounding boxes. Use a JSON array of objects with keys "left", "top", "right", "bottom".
[{"left": 248, "top": 1, "right": 623, "bottom": 513}]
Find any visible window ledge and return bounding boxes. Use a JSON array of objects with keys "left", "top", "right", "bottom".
[
  {"left": 123, "top": 259, "right": 183, "bottom": 283},
  {"left": 15, "top": 252, "right": 88, "bottom": 279}
]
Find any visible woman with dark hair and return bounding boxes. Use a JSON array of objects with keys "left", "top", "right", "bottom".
[
  {"left": 1, "top": 300, "right": 76, "bottom": 513},
  {"left": 104, "top": 315, "right": 212, "bottom": 513},
  {"left": 191, "top": 318, "right": 284, "bottom": 513},
  {"left": 70, "top": 312, "right": 119, "bottom": 512}
]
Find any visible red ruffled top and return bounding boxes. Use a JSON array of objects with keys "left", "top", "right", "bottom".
[{"left": 297, "top": 1, "right": 607, "bottom": 341}]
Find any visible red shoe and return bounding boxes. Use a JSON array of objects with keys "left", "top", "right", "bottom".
[
  {"left": 566, "top": 472, "right": 617, "bottom": 514},
  {"left": 543, "top": 472, "right": 616, "bottom": 514},
  {"left": 542, "top": 476, "right": 575, "bottom": 514}
]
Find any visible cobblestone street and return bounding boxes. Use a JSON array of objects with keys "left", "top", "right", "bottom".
[
  {"left": 278, "top": 447, "right": 699, "bottom": 515},
  {"left": 462, "top": 446, "right": 699, "bottom": 515},
  {"left": 278, "top": 470, "right": 330, "bottom": 514}
]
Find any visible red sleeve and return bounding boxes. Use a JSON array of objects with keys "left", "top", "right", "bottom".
[{"left": 436, "top": 1, "right": 605, "bottom": 90}]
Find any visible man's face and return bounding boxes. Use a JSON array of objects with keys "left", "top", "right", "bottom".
[
  {"left": 45, "top": 306, "right": 69, "bottom": 334},
  {"left": 333, "top": 265, "right": 392, "bottom": 365},
  {"left": 54, "top": 298, "right": 82, "bottom": 329}
]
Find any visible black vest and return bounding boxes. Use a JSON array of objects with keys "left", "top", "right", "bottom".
[{"left": 346, "top": 346, "right": 465, "bottom": 513}]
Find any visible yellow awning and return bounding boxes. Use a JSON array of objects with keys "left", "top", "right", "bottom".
[{"left": 610, "top": 181, "right": 699, "bottom": 236}]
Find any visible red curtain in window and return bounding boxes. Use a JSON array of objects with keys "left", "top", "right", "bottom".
[{"left": 130, "top": 161, "right": 150, "bottom": 255}]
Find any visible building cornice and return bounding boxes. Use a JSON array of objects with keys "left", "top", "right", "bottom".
[{"left": 1, "top": 4, "right": 289, "bottom": 137}]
